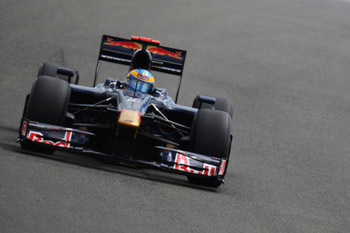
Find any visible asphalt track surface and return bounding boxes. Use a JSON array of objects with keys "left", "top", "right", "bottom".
[{"left": 1, "top": 0, "right": 350, "bottom": 232}]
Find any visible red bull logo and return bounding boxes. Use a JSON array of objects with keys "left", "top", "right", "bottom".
[
  {"left": 147, "top": 46, "right": 183, "bottom": 60},
  {"left": 173, "top": 153, "right": 216, "bottom": 176},
  {"left": 104, "top": 37, "right": 141, "bottom": 50},
  {"left": 27, "top": 130, "right": 72, "bottom": 148}
]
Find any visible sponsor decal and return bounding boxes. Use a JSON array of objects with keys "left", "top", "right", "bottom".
[
  {"left": 104, "top": 37, "right": 141, "bottom": 50},
  {"left": 118, "top": 109, "right": 141, "bottom": 127},
  {"left": 203, "top": 163, "right": 217, "bottom": 176},
  {"left": 166, "top": 144, "right": 175, "bottom": 149},
  {"left": 137, "top": 73, "right": 150, "bottom": 81},
  {"left": 174, "top": 153, "right": 190, "bottom": 172},
  {"left": 147, "top": 46, "right": 183, "bottom": 60},
  {"left": 27, "top": 130, "right": 72, "bottom": 148},
  {"left": 173, "top": 153, "right": 216, "bottom": 176},
  {"left": 21, "top": 121, "right": 27, "bottom": 136},
  {"left": 218, "top": 160, "right": 226, "bottom": 176}
]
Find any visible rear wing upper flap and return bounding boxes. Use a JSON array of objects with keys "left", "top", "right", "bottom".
[{"left": 98, "top": 34, "right": 187, "bottom": 76}]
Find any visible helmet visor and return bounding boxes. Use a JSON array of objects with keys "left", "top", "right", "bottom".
[{"left": 128, "top": 78, "right": 152, "bottom": 93}]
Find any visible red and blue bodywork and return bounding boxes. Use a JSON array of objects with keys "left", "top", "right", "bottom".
[{"left": 18, "top": 35, "right": 231, "bottom": 187}]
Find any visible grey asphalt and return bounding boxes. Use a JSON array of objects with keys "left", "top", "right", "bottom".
[{"left": 1, "top": 0, "right": 350, "bottom": 232}]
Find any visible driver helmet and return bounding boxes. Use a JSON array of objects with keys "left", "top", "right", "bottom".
[{"left": 125, "top": 69, "right": 155, "bottom": 93}]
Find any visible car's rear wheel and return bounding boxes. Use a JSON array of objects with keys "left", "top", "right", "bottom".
[
  {"left": 20, "top": 75, "right": 71, "bottom": 153},
  {"left": 193, "top": 95, "right": 233, "bottom": 118},
  {"left": 187, "top": 109, "right": 231, "bottom": 187}
]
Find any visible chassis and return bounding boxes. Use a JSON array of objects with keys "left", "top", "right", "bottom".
[{"left": 18, "top": 35, "right": 233, "bottom": 187}]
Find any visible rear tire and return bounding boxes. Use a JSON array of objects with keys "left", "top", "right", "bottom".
[
  {"left": 193, "top": 95, "right": 233, "bottom": 118},
  {"left": 187, "top": 109, "right": 231, "bottom": 187},
  {"left": 20, "top": 75, "right": 71, "bottom": 153}
]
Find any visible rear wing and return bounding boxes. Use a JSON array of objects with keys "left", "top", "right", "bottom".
[{"left": 94, "top": 35, "right": 187, "bottom": 102}]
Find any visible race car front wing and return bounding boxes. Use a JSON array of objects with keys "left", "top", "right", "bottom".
[{"left": 18, "top": 119, "right": 227, "bottom": 182}]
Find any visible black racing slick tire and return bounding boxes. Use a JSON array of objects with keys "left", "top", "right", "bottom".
[
  {"left": 38, "top": 62, "right": 79, "bottom": 84},
  {"left": 187, "top": 109, "right": 232, "bottom": 187},
  {"left": 192, "top": 95, "right": 233, "bottom": 118},
  {"left": 20, "top": 75, "right": 71, "bottom": 153}
]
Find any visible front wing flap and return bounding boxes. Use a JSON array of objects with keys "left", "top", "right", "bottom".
[
  {"left": 19, "top": 119, "right": 94, "bottom": 151},
  {"left": 156, "top": 146, "right": 227, "bottom": 179},
  {"left": 18, "top": 119, "right": 227, "bottom": 182}
]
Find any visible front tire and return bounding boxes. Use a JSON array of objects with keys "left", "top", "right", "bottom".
[
  {"left": 187, "top": 109, "right": 232, "bottom": 187},
  {"left": 20, "top": 75, "right": 71, "bottom": 153}
]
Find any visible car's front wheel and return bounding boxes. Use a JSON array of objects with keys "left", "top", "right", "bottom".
[
  {"left": 187, "top": 109, "right": 232, "bottom": 187},
  {"left": 20, "top": 75, "right": 71, "bottom": 153}
]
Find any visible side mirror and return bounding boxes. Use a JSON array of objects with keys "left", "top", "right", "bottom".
[
  {"left": 198, "top": 95, "right": 216, "bottom": 104},
  {"left": 57, "top": 67, "right": 75, "bottom": 83},
  {"left": 197, "top": 95, "right": 216, "bottom": 109}
]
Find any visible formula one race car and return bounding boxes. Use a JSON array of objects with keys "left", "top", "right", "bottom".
[{"left": 18, "top": 35, "right": 233, "bottom": 187}]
